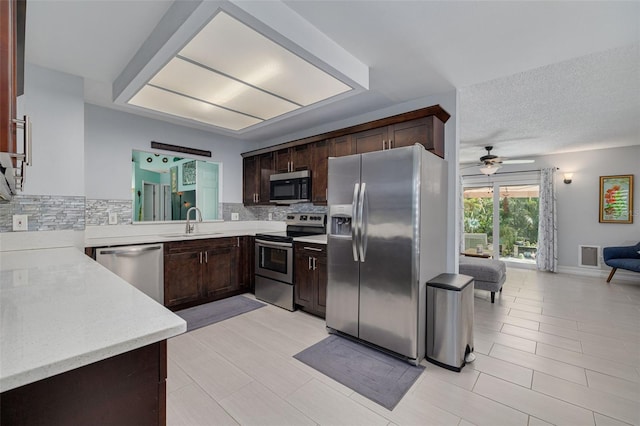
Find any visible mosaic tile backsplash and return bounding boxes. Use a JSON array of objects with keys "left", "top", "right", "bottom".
[
  {"left": 1, "top": 197, "right": 328, "bottom": 232},
  {"left": 86, "top": 199, "right": 133, "bottom": 226},
  {"left": 0, "top": 195, "right": 85, "bottom": 232},
  {"left": 223, "top": 202, "right": 327, "bottom": 222}
]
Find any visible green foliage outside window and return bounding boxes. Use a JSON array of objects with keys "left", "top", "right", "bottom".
[{"left": 464, "top": 195, "right": 539, "bottom": 257}]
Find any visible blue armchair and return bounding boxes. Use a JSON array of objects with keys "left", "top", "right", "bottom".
[{"left": 603, "top": 242, "right": 640, "bottom": 282}]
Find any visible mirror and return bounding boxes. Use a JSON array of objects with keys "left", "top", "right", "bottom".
[{"left": 132, "top": 150, "right": 221, "bottom": 222}]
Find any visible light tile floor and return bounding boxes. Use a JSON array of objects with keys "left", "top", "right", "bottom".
[{"left": 167, "top": 268, "right": 640, "bottom": 425}]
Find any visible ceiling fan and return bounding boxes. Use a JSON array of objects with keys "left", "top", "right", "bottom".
[{"left": 469, "top": 146, "right": 534, "bottom": 175}]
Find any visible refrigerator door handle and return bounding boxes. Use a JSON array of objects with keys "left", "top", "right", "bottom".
[
  {"left": 358, "top": 182, "right": 367, "bottom": 262},
  {"left": 351, "top": 183, "right": 360, "bottom": 262}
]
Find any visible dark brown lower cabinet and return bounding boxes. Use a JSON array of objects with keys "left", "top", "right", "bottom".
[
  {"left": 202, "top": 244, "right": 239, "bottom": 298},
  {"left": 164, "top": 237, "right": 251, "bottom": 310},
  {"left": 164, "top": 249, "right": 202, "bottom": 307},
  {"left": 0, "top": 341, "right": 167, "bottom": 426},
  {"left": 294, "top": 242, "right": 327, "bottom": 318}
]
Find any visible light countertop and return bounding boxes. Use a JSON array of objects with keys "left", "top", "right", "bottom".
[
  {"left": 84, "top": 221, "right": 286, "bottom": 248},
  {"left": 0, "top": 247, "right": 186, "bottom": 392}
]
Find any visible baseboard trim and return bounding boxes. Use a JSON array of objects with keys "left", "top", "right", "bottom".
[{"left": 556, "top": 266, "right": 639, "bottom": 282}]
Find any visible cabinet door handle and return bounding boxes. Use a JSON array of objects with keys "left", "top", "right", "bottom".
[
  {"left": 199, "top": 252, "right": 203, "bottom": 264},
  {"left": 308, "top": 256, "right": 312, "bottom": 270},
  {"left": 326, "top": 188, "right": 328, "bottom": 200},
  {"left": 382, "top": 140, "right": 386, "bottom": 150},
  {"left": 237, "top": 237, "right": 240, "bottom": 247},
  {"left": 205, "top": 251, "right": 208, "bottom": 263},
  {"left": 304, "top": 246, "right": 323, "bottom": 252},
  {"left": 312, "top": 257, "right": 317, "bottom": 270},
  {"left": 389, "top": 139, "right": 393, "bottom": 149}
]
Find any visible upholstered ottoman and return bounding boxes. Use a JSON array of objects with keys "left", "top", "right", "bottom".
[{"left": 458, "top": 257, "right": 506, "bottom": 303}]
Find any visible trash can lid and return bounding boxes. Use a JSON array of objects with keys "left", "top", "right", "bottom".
[{"left": 427, "top": 273, "right": 474, "bottom": 291}]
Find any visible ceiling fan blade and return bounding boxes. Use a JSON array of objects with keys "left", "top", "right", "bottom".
[{"left": 502, "top": 159, "right": 535, "bottom": 164}]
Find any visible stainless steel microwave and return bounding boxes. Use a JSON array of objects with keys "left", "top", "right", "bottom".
[{"left": 269, "top": 170, "right": 311, "bottom": 204}]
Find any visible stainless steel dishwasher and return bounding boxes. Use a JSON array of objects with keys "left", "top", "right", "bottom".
[{"left": 96, "top": 243, "right": 164, "bottom": 304}]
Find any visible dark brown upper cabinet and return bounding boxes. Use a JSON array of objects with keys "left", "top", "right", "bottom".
[
  {"left": 275, "top": 144, "right": 311, "bottom": 173},
  {"left": 243, "top": 152, "right": 274, "bottom": 205},
  {"left": 310, "top": 139, "right": 329, "bottom": 204},
  {"left": 241, "top": 105, "right": 449, "bottom": 206},
  {"left": 389, "top": 116, "right": 445, "bottom": 156},
  {"left": 329, "top": 135, "right": 354, "bottom": 158}
]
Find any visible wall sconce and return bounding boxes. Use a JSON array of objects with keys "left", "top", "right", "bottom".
[{"left": 563, "top": 173, "right": 573, "bottom": 184}]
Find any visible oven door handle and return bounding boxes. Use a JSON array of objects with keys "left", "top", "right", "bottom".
[{"left": 255, "top": 239, "right": 292, "bottom": 248}]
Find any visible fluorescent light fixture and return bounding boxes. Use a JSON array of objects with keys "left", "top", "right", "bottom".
[
  {"left": 479, "top": 164, "right": 500, "bottom": 175},
  {"left": 127, "top": 11, "right": 353, "bottom": 131}
]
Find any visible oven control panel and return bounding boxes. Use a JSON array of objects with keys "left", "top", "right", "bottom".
[{"left": 285, "top": 213, "right": 326, "bottom": 227}]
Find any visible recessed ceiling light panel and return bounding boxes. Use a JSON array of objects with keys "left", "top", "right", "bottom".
[
  {"left": 127, "top": 10, "right": 354, "bottom": 131},
  {"left": 180, "top": 12, "right": 352, "bottom": 107},
  {"left": 150, "top": 57, "right": 299, "bottom": 120},
  {"left": 129, "top": 85, "right": 262, "bottom": 131}
]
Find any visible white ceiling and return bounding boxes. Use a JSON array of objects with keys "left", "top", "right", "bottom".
[{"left": 24, "top": 1, "right": 640, "bottom": 161}]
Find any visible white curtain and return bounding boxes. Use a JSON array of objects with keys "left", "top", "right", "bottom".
[{"left": 537, "top": 168, "right": 558, "bottom": 272}]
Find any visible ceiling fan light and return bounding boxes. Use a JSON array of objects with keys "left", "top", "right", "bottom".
[{"left": 479, "top": 165, "right": 500, "bottom": 175}]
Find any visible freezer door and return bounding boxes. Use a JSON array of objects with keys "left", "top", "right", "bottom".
[
  {"left": 358, "top": 146, "right": 421, "bottom": 359},
  {"left": 326, "top": 155, "right": 361, "bottom": 337}
]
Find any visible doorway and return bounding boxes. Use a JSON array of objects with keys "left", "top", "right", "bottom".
[
  {"left": 143, "top": 182, "right": 173, "bottom": 221},
  {"left": 463, "top": 183, "right": 540, "bottom": 264}
]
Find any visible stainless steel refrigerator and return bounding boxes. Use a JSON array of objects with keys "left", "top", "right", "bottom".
[{"left": 327, "top": 144, "right": 447, "bottom": 365}]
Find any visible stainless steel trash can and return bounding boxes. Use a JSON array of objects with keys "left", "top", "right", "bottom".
[{"left": 426, "top": 273, "right": 475, "bottom": 372}]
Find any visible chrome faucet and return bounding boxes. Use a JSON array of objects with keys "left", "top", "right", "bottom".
[{"left": 185, "top": 207, "right": 202, "bottom": 234}]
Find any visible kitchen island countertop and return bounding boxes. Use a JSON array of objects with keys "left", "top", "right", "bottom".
[{"left": 0, "top": 247, "right": 186, "bottom": 392}]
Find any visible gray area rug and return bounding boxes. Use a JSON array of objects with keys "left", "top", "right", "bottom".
[
  {"left": 293, "top": 335, "right": 424, "bottom": 410},
  {"left": 176, "top": 295, "right": 266, "bottom": 332}
]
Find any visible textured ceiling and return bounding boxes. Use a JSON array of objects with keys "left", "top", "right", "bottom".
[
  {"left": 459, "top": 44, "right": 640, "bottom": 163},
  {"left": 23, "top": 1, "right": 640, "bottom": 160}
]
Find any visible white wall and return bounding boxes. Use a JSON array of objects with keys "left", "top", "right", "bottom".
[
  {"left": 84, "top": 104, "right": 252, "bottom": 203},
  {"left": 463, "top": 145, "right": 640, "bottom": 271},
  {"left": 18, "top": 64, "right": 85, "bottom": 196},
  {"left": 537, "top": 146, "right": 639, "bottom": 270}
]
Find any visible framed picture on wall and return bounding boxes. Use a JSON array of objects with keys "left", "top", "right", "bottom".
[{"left": 599, "top": 175, "right": 633, "bottom": 224}]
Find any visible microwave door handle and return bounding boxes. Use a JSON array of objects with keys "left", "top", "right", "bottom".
[{"left": 351, "top": 183, "right": 360, "bottom": 262}]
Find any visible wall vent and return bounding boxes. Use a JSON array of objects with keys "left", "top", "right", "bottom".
[{"left": 579, "top": 245, "right": 600, "bottom": 268}]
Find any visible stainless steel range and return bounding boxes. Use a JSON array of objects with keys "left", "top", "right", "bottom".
[{"left": 255, "top": 213, "right": 326, "bottom": 311}]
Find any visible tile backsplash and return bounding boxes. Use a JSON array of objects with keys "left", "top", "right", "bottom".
[
  {"left": 223, "top": 202, "right": 327, "bottom": 222},
  {"left": 0, "top": 195, "right": 85, "bottom": 232},
  {"left": 1, "top": 197, "right": 328, "bottom": 232},
  {"left": 86, "top": 199, "right": 133, "bottom": 226}
]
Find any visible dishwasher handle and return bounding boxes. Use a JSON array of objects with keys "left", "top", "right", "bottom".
[{"left": 98, "top": 245, "right": 162, "bottom": 256}]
